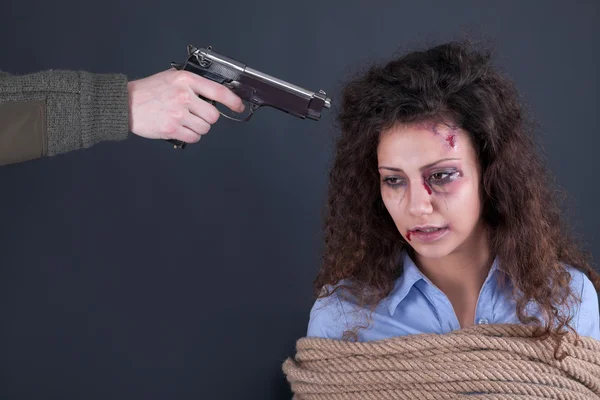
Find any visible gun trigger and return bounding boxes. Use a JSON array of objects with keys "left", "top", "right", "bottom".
[
  {"left": 170, "top": 62, "right": 183, "bottom": 70},
  {"left": 244, "top": 105, "right": 258, "bottom": 122}
]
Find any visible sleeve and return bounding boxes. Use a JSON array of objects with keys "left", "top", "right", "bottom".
[
  {"left": 576, "top": 271, "right": 600, "bottom": 340},
  {"left": 0, "top": 69, "right": 130, "bottom": 166},
  {"left": 306, "top": 292, "right": 349, "bottom": 340}
]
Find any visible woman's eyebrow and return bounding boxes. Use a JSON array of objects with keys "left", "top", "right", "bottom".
[{"left": 378, "top": 158, "right": 461, "bottom": 173}]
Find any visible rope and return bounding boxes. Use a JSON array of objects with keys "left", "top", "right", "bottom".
[{"left": 282, "top": 324, "right": 600, "bottom": 399}]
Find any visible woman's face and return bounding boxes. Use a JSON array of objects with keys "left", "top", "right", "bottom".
[{"left": 377, "top": 121, "right": 485, "bottom": 260}]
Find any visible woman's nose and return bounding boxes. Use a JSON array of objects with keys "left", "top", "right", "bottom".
[{"left": 407, "top": 181, "right": 434, "bottom": 216}]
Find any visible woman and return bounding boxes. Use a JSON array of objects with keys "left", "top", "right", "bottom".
[{"left": 307, "top": 40, "right": 600, "bottom": 344}]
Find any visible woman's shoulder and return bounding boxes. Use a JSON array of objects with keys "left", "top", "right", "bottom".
[
  {"left": 563, "top": 264, "right": 596, "bottom": 296},
  {"left": 562, "top": 264, "right": 599, "bottom": 339},
  {"left": 306, "top": 281, "right": 361, "bottom": 340}
]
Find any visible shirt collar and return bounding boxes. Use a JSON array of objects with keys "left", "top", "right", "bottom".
[
  {"left": 384, "top": 251, "right": 503, "bottom": 316},
  {"left": 385, "top": 252, "right": 425, "bottom": 316}
]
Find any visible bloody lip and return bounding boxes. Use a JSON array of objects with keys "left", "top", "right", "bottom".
[{"left": 408, "top": 227, "right": 449, "bottom": 242}]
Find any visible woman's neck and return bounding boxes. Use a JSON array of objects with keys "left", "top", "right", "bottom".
[{"left": 414, "top": 223, "right": 493, "bottom": 298}]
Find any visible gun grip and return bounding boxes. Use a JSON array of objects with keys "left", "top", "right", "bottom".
[
  {"left": 163, "top": 56, "right": 230, "bottom": 149},
  {"left": 164, "top": 93, "right": 214, "bottom": 149},
  {"left": 167, "top": 139, "right": 187, "bottom": 149}
]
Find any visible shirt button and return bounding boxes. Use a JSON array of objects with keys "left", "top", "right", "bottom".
[{"left": 477, "top": 318, "right": 489, "bottom": 325}]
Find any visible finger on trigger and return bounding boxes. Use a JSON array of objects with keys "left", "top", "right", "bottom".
[{"left": 190, "top": 75, "right": 245, "bottom": 113}]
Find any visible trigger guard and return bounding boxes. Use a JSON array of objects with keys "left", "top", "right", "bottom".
[{"left": 217, "top": 99, "right": 258, "bottom": 122}]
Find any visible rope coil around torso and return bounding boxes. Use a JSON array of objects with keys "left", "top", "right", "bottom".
[{"left": 282, "top": 324, "right": 600, "bottom": 399}]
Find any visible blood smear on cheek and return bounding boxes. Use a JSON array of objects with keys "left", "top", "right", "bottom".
[
  {"left": 406, "top": 231, "right": 412, "bottom": 241},
  {"left": 423, "top": 181, "right": 432, "bottom": 195}
]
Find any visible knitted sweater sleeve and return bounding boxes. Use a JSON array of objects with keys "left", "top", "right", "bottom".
[{"left": 0, "top": 69, "right": 130, "bottom": 165}]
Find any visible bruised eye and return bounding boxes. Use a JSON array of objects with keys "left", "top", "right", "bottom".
[
  {"left": 382, "top": 177, "right": 406, "bottom": 188},
  {"left": 431, "top": 172, "right": 448, "bottom": 181},
  {"left": 428, "top": 170, "right": 461, "bottom": 185}
]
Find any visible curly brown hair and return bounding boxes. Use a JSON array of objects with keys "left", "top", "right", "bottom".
[{"left": 314, "top": 40, "right": 600, "bottom": 348}]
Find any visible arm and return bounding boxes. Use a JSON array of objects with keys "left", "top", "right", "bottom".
[
  {"left": 0, "top": 70, "right": 129, "bottom": 165},
  {"left": 0, "top": 68, "right": 245, "bottom": 166}
]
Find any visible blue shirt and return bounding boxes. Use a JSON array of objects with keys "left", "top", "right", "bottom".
[{"left": 307, "top": 252, "right": 600, "bottom": 341}]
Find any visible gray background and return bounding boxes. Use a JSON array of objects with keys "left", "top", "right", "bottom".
[{"left": 0, "top": 0, "right": 598, "bottom": 399}]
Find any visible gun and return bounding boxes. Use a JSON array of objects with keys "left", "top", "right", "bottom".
[{"left": 167, "top": 45, "right": 332, "bottom": 149}]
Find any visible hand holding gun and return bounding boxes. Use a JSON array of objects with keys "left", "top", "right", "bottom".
[{"left": 165, "top": 45, "right": 332, "bottom": 149}]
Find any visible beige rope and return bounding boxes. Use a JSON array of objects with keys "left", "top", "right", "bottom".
[{"left": 282, "top": 324, "right": 600, "bottom": 399}]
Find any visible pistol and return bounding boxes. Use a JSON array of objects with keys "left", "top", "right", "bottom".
[{"left": 167, "top": 45, "right": 332, "bottom": 149}]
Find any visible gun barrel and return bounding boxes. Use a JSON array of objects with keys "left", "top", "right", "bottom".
[
  {"left": 195, "top": 46, "right": 331, "bottom": 119},
  {"left": 244, "top": 67, "right": 331, "bottom": 108}
]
